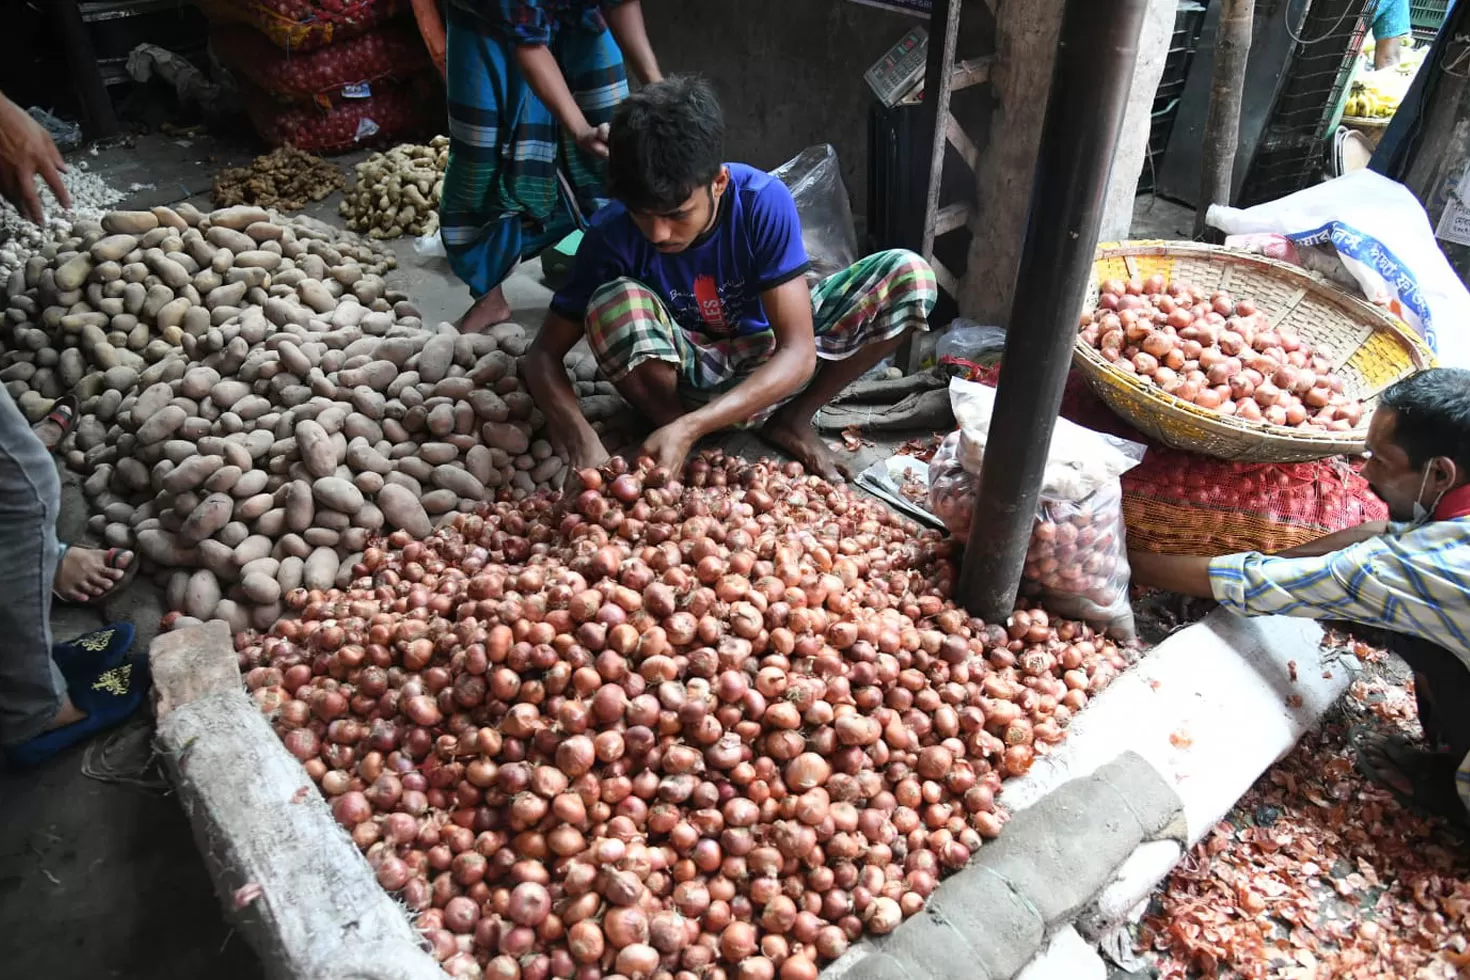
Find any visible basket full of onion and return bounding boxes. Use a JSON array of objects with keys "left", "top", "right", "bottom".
[{"left": 1073, "top": 241, "right": 1434, "bottom": 463}]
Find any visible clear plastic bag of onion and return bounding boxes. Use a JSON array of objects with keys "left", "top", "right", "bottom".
[
  {"left": 927, "top": 432, "right": 1140, "bottom": 640},
  {"left": 238, "top": 451, "right": 1132, "bottom": 979},
  {"left": 1081, "top": 274, "right": 1366, "bottom": 430}
]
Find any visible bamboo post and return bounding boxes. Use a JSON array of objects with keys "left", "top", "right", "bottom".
[{"left": 1192, "top": 0, "right": 1255, "bottom": 240}]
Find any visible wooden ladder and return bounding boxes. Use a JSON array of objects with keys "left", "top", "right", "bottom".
[{"left": 918, "top": 0, "right": 993, "bottom": 302}]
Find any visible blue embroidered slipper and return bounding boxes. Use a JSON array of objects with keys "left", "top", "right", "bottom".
[
  {"left": 5, "top": 628, "right": 149, "bottom": 769},
  {"left": 50, "top": 623, "right": 135, "bottom": 688}
]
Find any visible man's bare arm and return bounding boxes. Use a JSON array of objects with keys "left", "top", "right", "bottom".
[
  {"left": 1127, "top": 520, "right": 1389, "bottom": 599},
  {"left": 1126, "top": 551, "right": 1216, "bottom": 599},
  {"left": 605, "top": 2, "right": 661, "bottom": 85},
  {"left": 1275, "top": 521, "right": 1389, "bottom": 558},
  {"left": 513, "top": 45, "right": 605, "bottom": 154},
  {"left": 522, "top": 312, "right": 608, "bottom": 471}
]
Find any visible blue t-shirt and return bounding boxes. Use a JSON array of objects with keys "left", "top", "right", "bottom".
[{"left": 550, "top": 163, "right": 811, "bottom": 339}]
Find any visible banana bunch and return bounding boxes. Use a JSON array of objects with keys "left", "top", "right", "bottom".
[
  {"left": 1345, "top": 85, "right": 1394, "bottom": 119},
  {"left": 1347, "top": 72, "right": 1406, "bottom": 118},
  {"left": 1345, "top": 46, "right": 1426, "bottom": 119}
]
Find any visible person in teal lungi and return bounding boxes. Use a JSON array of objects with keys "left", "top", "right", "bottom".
[{"left": 439, "top": 0, "right": 661, "bottom": 333}]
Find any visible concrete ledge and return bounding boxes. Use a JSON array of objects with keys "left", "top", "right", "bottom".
[
  {"left": 1015, "top": 926, "right": 1106, "bottom": 980},
  {"left": 822, "top": 610, "right": 1347, "bottom": 978},
  {"left": 1000, "top": 609, "right": 1347, "bottom": 837},
  {"left": 834, "top": 753, "right": 1182, "bottom": 980},
  {"left": 1005, "top": 608, "right": 1353, "bottom": 945},
  {"left": 151, "top": 625, "right": 449, "bottom": 980}
]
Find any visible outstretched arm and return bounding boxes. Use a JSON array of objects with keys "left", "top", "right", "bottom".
[
  {"left": 605, "top": 2, "right": 661, "bottom": 85},
  {"left": 513, "top": 46, "right": 608, "bottom": 156},
  {"left": 1128, "top": 520, "right": 1392, "bottom": 598},
  {"left": 523, "top": 312, "right": 609, "bottom": 472}
]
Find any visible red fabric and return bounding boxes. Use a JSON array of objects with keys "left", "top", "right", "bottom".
[
  {"left": 966, "top": 364, "right": 1387, "bottom": 553},
  {"left": 1434, "top": 483, "right": 1470, "bottom": 521}
]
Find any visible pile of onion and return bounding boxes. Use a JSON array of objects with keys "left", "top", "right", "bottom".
[
  {"left": 1080, "top": 275, "right": 1366, "bottom": 430},
  {"left": 238, "top": 452, "right": 1129, "bottom": 980}
]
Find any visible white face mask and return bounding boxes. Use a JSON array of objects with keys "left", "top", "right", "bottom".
[{"left": 1411, "top": 461, "right": 1448, "bottom": 525}]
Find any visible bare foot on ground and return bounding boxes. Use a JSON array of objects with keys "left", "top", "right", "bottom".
[
  {"left": 54, "top": 547, "right": 130, "bottom": 603},
  {"left": 457, "top": 286, "right": 512, "bottom": 334},
  {"left": 760, "top": 417, "right": 853, "bottom": 483}
]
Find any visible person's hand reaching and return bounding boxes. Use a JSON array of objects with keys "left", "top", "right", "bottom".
[
  {"left": 639, "top": 419, "right": 697, "bottom": 474},
  {"left": 574, "top": 122, "right": 611, "bottom": 159},
  {"left": 0, "top": 96, "right": 69, "bottom": 225}
]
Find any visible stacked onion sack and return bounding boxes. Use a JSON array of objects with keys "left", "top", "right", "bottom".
[
  {"left": 0, "top": 204, "right": 616, "bottom": 632},
  {"left": 239, "top": 451, "right": 1131, "bottom": 979},
  {"left": 208, "top": 12, "right": 436, "bottom": 153},
  {"left": 1080, "top": 275, "right": 1366, "bottom": 430}
]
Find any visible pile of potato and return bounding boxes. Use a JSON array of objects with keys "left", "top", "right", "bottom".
[
  {"left": 0, "top": 203, "right": 629, "bottom": 632},
  {"left": 213, "top": 145, "right": 346, "bottom": 214},
  {"left": 339, "top": 138, "right": 448, "bottom": 240}
]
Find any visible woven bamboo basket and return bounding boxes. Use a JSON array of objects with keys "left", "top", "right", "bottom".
[{"left": 1073, "top": 241, "right": 1435, "bottom": 462}]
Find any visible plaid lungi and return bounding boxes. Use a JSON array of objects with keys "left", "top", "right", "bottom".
[
  {"left": 584, "top": 249, "right": 937, "bottom": 421},
  {"left": 439, "top": 4, "right": 628, "bottom": 297}
]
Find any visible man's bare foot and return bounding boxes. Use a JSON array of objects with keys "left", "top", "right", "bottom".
[
  {"left": 761, "top": 416, "right": 854, "bottom": 483},
  {"left": 46, "top": 694, "right": 86, "bottom": 731},
  {"left": 456, "top": 286, "right": 512, "bottom": 334},
  {"left": 1354, "top": 731, "right": 1467, "bottom": 825},
  {"left": 54, "top": 546, "right": 130, "bottom": 603}
]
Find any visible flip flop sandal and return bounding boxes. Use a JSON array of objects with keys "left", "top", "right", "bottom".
[
  {"left": 53, "top": 545, "right": 138, "bottom": 606},
  {"left": 1351, "top": 728, "right": 1470, "bottom": 828},
  {"left": 36, "top": 394, "right": 77, "bottom": 452}
]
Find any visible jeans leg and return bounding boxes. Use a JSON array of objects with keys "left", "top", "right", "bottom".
[{"left": 0, "top": 387, "right": 63, "bottom": 745}]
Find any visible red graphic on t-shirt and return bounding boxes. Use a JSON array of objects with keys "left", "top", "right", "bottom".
[{"left": 693, "top": 275, "right": 728, "bottom": 331}]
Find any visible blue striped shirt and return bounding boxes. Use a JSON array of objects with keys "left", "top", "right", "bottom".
[{"left": 1209, "top": 517, "right": 1470, "bottom": 816}]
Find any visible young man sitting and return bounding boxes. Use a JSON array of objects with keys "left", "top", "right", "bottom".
[
  {"left": 522, "top": 75, "right": 937, "bottom": 481},
  {"left": 1129, "top": 368, "right": 1470, "bottom": 828}
]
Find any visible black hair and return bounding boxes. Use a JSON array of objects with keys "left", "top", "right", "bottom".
[
  {"left": 1380, "top": 367, "right": 1470, "bottom": 471},
  {"left": 607, "top": 75, "right": 725, "bottom": 214}
]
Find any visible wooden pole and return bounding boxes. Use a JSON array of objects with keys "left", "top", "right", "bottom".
[
  {"left": 959, "top": 1, "right": 1065, "bottom": 324},
  {"left": 958, "top": 0, "right": 1148, "bottom": 619},
  {"left": 1192, "top": 0, "right": 1254, "bottom": 240}
]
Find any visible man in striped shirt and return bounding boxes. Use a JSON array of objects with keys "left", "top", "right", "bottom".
[{"left": 1130, "top": 368, "right": 1470, "bottom": 826}]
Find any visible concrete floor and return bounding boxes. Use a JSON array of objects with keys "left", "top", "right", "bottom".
[{"left": 0, "top": 127, "right": 1199, "bottom": 977}]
